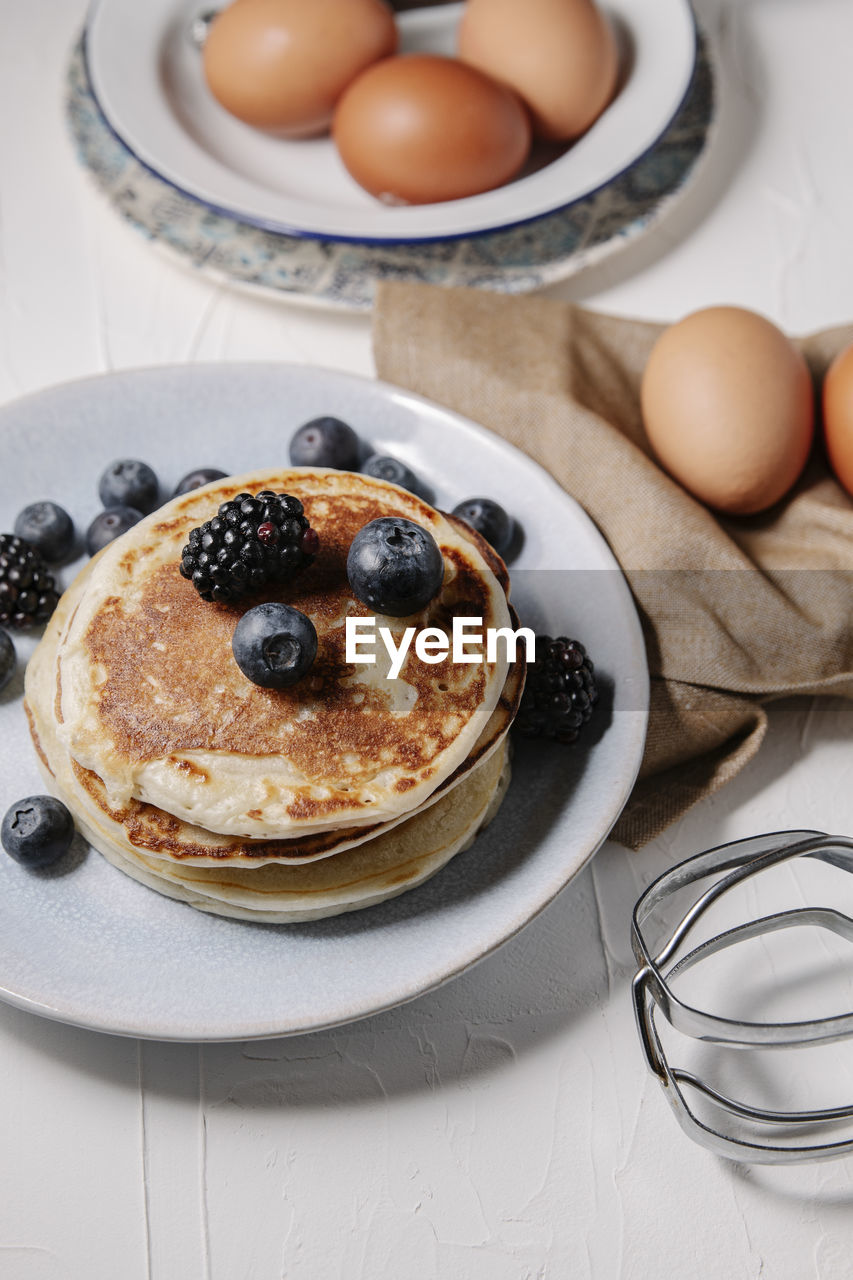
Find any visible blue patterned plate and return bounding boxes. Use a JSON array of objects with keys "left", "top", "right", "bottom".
[{"left": 66, "top": 29, "right": 714, "bottom": 310}]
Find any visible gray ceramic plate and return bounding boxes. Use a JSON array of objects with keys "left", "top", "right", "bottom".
[{"left": 0, "top": 366, "right": 648, "bottom": 1040}]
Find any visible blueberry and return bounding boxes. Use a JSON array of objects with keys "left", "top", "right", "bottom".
[
  {"left": 86, "top": 506, "right": 144, "bottom": 556},
  {"left": 172, "top": 468, "right": 228, "bottom": 497},
  {"left": 347, "top": 517, "right": 444, "bottom": 617},
  {"left": 362, "top": 455, "right": 423, "bottom": 495},
  {"left": 0, "top": 629, "right": 14, "bottom": 692},
  {"left": 451, "top": 498, "right": 514, "bottom": 556},
  {"left": 232, "top": 602, "right": 318, "bottom": 689},
  {"left": 2, "top": 795, "right": 75, "bottom": 868},
  {"left": 13, "top": 502, "right": 75, "bottom": 562},
  {"left": 98, "top": 459, "right": 159, "bottom": 514},
  {"left": 289, "top": 417, "right": 361, "bottom": 470}
]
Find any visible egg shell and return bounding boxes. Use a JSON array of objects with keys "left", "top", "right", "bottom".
[
  {"left": 640, "top": 306, "right": 815, "bottom": 516},
  {"left": 823, "top": 341, "right": 853, "bottom": 498},
  {"left": 332, "top": 54, "right": 531, "bottom": 205},
  {"left": 203, "top": 0, "right": 397, "bottom": 136},
  {"left": 457, "top": 0, "right": 619, "bottom": 142}
]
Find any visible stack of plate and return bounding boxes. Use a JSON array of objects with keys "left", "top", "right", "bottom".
[
  {"left": 69, "top": 0, "right": 711, "bottom": 310},
  {"left": 25, "top": 467, "right": 523, "bottom": 923}
]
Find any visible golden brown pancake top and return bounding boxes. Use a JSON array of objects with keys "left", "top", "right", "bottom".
[{"left": 80, "top": 477, "right": 503, "bottom": 809}]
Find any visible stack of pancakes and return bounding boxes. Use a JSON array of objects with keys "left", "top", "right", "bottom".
[{"left": 25, "top": 469, "right": 523, "bottom": 922}]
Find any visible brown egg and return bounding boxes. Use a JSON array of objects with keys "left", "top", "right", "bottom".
[
  {"left": 457, "top": 0, "right": 619, "bottom": 142},
  {"left": 823, "top": 341, "right": 853, "bottom": 498},
  {"left": 332, "top": 54, "right": 531, "bottom": 205},
  {"left": 640, "top": 307, "right": 815, "bottom": 516},
  {"left": 203, "top": 0, "right": 397, "bottom": 136}
]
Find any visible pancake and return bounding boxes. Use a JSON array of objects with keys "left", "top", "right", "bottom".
[
  {"left": 56, "top": 469, "right": 513, "bottom": 838},
  {"left": 29, "top": 668, "right": 510, "bottom": 923},
  {"left": 26, "top": 566, "right": 523, "bottom": 865},
  {"left": 99, "top": 748, "right": 509, "bottom": 923}
]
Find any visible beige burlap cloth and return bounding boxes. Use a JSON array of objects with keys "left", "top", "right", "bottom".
[{"left": 372, "top": 282, "right": 853, "bottom": 849}]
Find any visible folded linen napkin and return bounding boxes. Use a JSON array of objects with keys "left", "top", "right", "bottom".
[{"left": 373, "top": 282, "right": 853, "bottom": 848}]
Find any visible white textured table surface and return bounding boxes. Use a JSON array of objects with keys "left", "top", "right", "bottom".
[{"left": 4, "top": 2, "right": 853, "bottom": 1277}]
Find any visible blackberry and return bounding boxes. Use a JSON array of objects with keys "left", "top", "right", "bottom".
[
  {"left": 0, "top": 535, "right": 59, "bottom": 630},
  {"left": 514, "top": 635, "right": 598, "bottom": 744},
  {"left": 180, "top": 490, "right": 319, "bottom": 605},
  {"left": 0, "top": 629, "right": 15, "bottom": 691}
]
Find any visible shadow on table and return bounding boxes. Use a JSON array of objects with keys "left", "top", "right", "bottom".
[
  {"left": 0, "top": 725, "right": 617, "bottom": 1108},
  {"left": 663, "top": 959, "right": 853, "bottom": 1206},
  {"left": 4, "top": 699, "right": 853, "bottom": 1147}
]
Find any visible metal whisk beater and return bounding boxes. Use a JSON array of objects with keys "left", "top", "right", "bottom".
[{"left": 631, "top": 830, "right": 853, "bottom": 1163}]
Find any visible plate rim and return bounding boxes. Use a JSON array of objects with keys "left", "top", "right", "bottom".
[
  {"left": 82, "top": 0, "right": 699, "bottom": 246},
  {"left": 0, "top": 363, "right": 649, "bottom": 1040}
]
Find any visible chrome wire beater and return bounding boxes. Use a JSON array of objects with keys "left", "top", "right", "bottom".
[{"left": 631, "top": 830, "right": 853, "bottom": 1164}]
